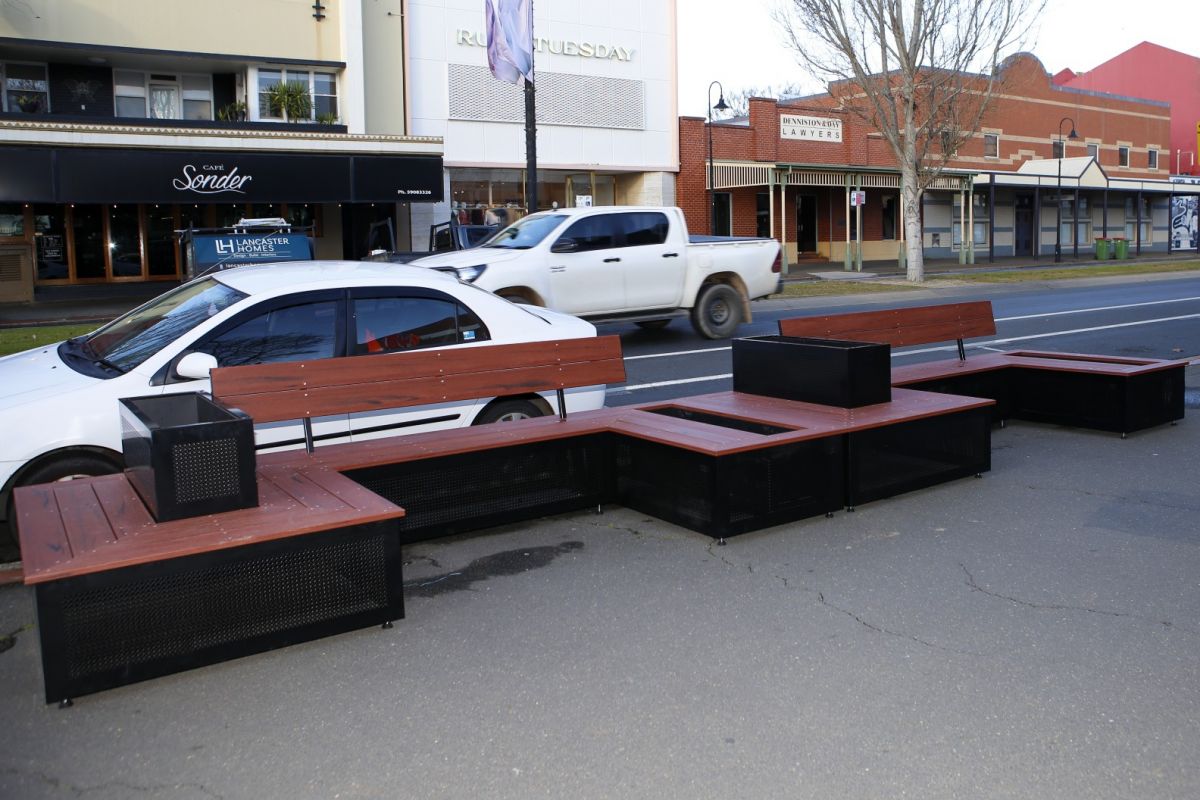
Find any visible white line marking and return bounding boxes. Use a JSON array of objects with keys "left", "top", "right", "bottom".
[
  {"left": 995, "top": 295, "right": 1200, "bottom": 323},
  {"left": 612, "top": 373, "right": 732, "bottom": 393},
  {"left": 624, "top": 346, "right": 730, "bottom": 361}
]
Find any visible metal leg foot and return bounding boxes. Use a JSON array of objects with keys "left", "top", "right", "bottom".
[
  {"left": 846, "top": 506, "right": 856, "bottom": 513},
  {"left": 825, "top": 511, "right": 835, "bottom": 518},
  {"left": 59, "top": 698, "right": 73, "bottom": 709},
  {"left": 999, "top": 419, "right": 1006, "bottom": 429},
  {"left": 717, "top": 538, "right": 727, "bottom": 546},
  {"left": 381, "top": 620, "right": 393, "bottom": 630},
  {"left": 1121, "top": 432, "right": 1128, "bottom": 440},
  {"left": 1171, "top": 421, "right": 1178, "bottom": 426},
  {"left": 975, "top": 473, "right": 983, "bottom": 479},
  {"left": 595, "top": 504, "right": 603, "bottom": 515}
]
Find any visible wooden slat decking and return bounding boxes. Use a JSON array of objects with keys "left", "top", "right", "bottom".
[
  {"left": 17, "top": 467, "right": 405, "bottom": 585},
  {"left": 779, "top": 301, "right": 996, "bottom": 347}
]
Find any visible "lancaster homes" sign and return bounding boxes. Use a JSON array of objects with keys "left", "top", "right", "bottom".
[{"left": 780, "top": 114, "right": 842, "bottom": 142}]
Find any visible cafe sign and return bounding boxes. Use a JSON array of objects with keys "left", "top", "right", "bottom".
[{"left": 781, "top": 114, "right": 842, "bottom": 142}]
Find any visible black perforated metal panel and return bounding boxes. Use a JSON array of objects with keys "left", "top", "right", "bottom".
[{"left": 172, "top": 438, "right": 243, "bottom": 504}]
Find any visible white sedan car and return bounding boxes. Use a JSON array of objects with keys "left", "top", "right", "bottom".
[{"left": 0, "top": 261, "right": 607, "bottom": 549}]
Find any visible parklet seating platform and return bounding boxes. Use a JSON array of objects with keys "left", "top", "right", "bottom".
[
  {"left": 32, "top": 316, "right": 1136, "bottom": 705},
  {"left": 779, "top": 301, "right": 1188, "bottom": 435}
]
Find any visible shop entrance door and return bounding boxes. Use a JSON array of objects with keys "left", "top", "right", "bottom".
[
  {"left": 796, "top": 195, "right": 818, "bottom": 253},
  {"left": 1014, "top": 194, "right": 1034, "bottom": 256}
]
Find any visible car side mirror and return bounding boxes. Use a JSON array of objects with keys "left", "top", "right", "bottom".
[
  {"left": 550, "top": 238, "right": 580, "bottom": 254},
  {"left": 176, "top": 351, "right": 219, "bottom": 380}
]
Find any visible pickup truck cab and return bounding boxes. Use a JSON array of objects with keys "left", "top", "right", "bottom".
[{"left": 410, "top": 206, "right": 782, "bottom": 338}]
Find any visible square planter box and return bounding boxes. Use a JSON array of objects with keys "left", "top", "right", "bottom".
[
  {"left": 733, "top": 335, "right": 891, "bottom": 408},
  {"left": 120, "top": 393, "right": 258, "bottom": 522}
]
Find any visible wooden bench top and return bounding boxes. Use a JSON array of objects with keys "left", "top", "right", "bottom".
[
  {"left": 779, "top": 301, "right": 996, "bottom": 348},
  {"left": 211, "top": 336, "right": 626, "bottom": 424},
  {"left": 891, "top": 350, "right": 1191, "bottom": 385},
  {"left": 16, "top": 466, "right": 405, "bottom": 585}
]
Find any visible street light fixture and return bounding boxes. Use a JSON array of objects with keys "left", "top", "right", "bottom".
[
  {"left": 1055, "top": 116, "right": 1078, "bottom": 263},
  {"left": 708, "top": 81, "right": 729, "bottom": 234}
]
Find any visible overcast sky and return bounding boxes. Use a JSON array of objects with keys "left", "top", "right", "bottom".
[{"left": 677, "top": 0, "right": 1200, "bottom": 117}]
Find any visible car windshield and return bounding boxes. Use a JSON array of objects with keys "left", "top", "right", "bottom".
[
  {"left": 481, "top": 213, "right": 568, "bottom": 250},
  {"left": 83, "top": 278, "right": 248, "bottom": 372}
]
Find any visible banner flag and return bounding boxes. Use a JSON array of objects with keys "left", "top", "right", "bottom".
[{"left": 485, "top": 0, "right": 533, "bottom": 84}]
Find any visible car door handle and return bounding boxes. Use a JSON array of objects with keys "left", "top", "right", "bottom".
[
  {"left": 603, "top": 257, "right": 621, "bottom": 263},
  {"left": 663, "top": 252, "right": 679, "bottom": 258},
  {"left": 550, "top": 265, "right": 566, "bottom": 272}
]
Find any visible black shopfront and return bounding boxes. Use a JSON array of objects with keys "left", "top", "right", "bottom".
[{"left": 0, "top": 146, "right": 442, "bottom": 284}]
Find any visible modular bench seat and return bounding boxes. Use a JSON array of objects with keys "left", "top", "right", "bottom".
[
  {"left": 779, "top": 301, "right": 1188, "bottom": 435},
  {"left": 16, "top": 334, "right": 994, "bottom": 704}
]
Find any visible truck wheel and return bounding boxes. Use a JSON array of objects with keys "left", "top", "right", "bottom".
[
  {"left": 690, "top": 284, "right": 743, "bottom": 339},
  {"left": 473, "top": 399, "right": 545, "bottom": 425},
  {"left": 635, "top": 320, "right": 671, "bottom": 331}
]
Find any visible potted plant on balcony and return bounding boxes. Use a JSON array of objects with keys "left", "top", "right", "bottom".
[
  {"left": 217, "top": 100, "right": 248, "bottom": 122},
  {"left": 266, "top": 82, "right": 311, "bottom": 123},
  {"left": 12, "top": 94, "right": 44, "bottom": 113}
]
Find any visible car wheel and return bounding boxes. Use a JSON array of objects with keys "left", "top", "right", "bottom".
[
  {"left": 690, "top": 283, "right": 744, "bottom": 339},
  {"left": 3, "top": 452, "right": 121, "bottom": 561},
  {"left": 635, "top": 319, "right": 671, "bottom": 331},
  {"left": 473, "top": 399, "right": 546, "bottom": 425}
]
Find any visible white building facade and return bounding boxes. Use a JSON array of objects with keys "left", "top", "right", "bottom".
[{"left": 406, "top": 0, "right": 679, "bottom": 245}]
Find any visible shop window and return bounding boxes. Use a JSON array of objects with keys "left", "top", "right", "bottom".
[
  {"left": 72, "top": 205, "right": 107, "bottom": 280},
  {"left": 1148, "top": 149, "right": 1158, "bottom": 169},
  {"left": 1053, "top": 194, "right": 1090, "bottom": 246},
  {"left": 983, "top": 133, "right": 999, "bottom": 158},
  {"left": 951, "top": 193, "right": 990, "bottom": 249},
  {"left": 352, "top": 296, "right": 482, "bottom": 355},
  {"left": 33, "top": 206, "right": 67, "bottom": 280},
  {"left": 146, "top": 205, "right": 180, "bottom": 277},
  {"left": 756, "top": 193, "right": 770, "bottom": 238},
  {"left": 713, "top": 193, "right": 732, "bottom": 236},
  {"left": 2, "top": 62, "right": 49, "bottom": 114},
  {"left": 881, "top": 196, "right": 898, "bottom": 240},
  {"left": 1124, "top": 196, "right": 1152, "bottom": 242},
  {"left": 205, "top": 300, "right": 338, "bottom": 367},
  {"left": 108, "top": 205, "right": 143, "bottom": 277},
  {"left": 1118, "top": 146, "right": 1130, "bottom": 167},
  {"left": 0, "top": 204, "right": 24, "bottom": 237}
]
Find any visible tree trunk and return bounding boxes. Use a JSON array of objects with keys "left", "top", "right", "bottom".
[{"left": 901, "top": 161, "right": 925, "bottom": 282}]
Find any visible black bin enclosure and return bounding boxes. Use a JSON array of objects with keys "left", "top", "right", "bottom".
[
  {"left": 733, "top": 335, "right": 892, "bottom": 408},
  {"left": 120, "top": 393, "right": 257, "bottom": 522}
]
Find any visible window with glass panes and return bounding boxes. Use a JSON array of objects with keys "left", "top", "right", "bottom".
[
  {"left": 1148, "top": 149, "right": 1158, "bottom": 169},
  {"left": 952, "top": 193, "right": 990, "bottom": 248},
  {"left": 114, "top": 71, "right": 212, "bottom": 119},
  {"left": 257, "top": 68, "right": 336, "bottom": 121},
  {"left": 1053, "top": 194, "right": 1090, "bottom": 246},
  {"left": 2, "top": 62, "right": 49, "bottom": 113},
  {"left": 1124, "top": 196, "right": 1152, "bottom": 242},
  {"left": 983, "top": 133, "right": 999, "bottom": 158}
]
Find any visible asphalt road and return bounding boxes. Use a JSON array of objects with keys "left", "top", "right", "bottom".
[
  {"left": 1, "top": 273, "right": 1198, "bottom": 798},
  {"left": 603, "top": 272, "right": 1200, "bottom": 406}
]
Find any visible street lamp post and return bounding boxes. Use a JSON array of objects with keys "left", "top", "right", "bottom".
[
  {"left": 1055, "top": 116, "right": 1078, "bottom": 263},
  {"left": 707, "top": 81, "right": 729, "bottom": 235}
]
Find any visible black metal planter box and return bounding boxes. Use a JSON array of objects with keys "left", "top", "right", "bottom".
[
  {"left": 120, "top": 393, "right": 258, "bottom": 522},
  {"left": 733, "top": 335, "right": 891, "bottom": 408}
]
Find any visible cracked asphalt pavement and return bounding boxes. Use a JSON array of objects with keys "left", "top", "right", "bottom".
[{"left": 1, "top": 406, "right": 1198, "bottom": 798}]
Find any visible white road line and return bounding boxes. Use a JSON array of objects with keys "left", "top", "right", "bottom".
[
  {"left": 996, "top": 296, "right": 1200, "bottom": 323},
  {"left": 624, "top": 346, "right": 730, "bottom": 361},
  {"left": 612, "top": 373, "right": 732, "bottom": 393}
]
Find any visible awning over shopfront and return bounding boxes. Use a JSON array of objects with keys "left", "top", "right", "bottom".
[{"left": 0, "top": 146, "right": 444, "bottom": 204}]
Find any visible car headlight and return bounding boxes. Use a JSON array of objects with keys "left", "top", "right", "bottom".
[{"left": 456, "top": 264, "right": 487, "bottom": 282}]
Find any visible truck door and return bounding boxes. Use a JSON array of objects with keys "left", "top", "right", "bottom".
[
  {"left": 546, "top": 213, "right": 626, "bottom": 314},
  {"left": 616, "top": 211, "right": 681, "bottom": 309}
]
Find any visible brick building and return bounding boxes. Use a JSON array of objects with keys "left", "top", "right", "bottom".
[{"left": 681, "top": 53, "right": 1200, "bottom": 268}]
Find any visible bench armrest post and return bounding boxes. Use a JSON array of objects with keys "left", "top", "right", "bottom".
[
  {"left": 556, "top": 388, "right": 567, "bottom": 421},
  {"left": 303, "top": 417, "right": 315, "bottom": 454},
  {"left": 956, "top": 339, "right": 967, "bottom": 362}
]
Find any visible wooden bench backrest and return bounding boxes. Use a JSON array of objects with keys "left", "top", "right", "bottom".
[
  {"left": 210, "top": 335, "right": 625, "bottom": 424},
  {"left": 778, "top": 301, "right": 996, "bottom": 351}
]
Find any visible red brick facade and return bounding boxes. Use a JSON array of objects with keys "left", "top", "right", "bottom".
[{"left": 680, "top": 54, "right": 1176, "bottom": 257}]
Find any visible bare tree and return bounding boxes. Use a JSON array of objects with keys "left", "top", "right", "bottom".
[
  {"left": 772, "top": 0, "right": 1042, "bottom": 280},
  {"left": 720, "top": 83, "right": 809, "bottom": 118}
]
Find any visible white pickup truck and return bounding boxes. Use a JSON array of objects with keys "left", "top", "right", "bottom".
[{"left": 409, "top": 206, "right": 782, "bottom": 338}]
